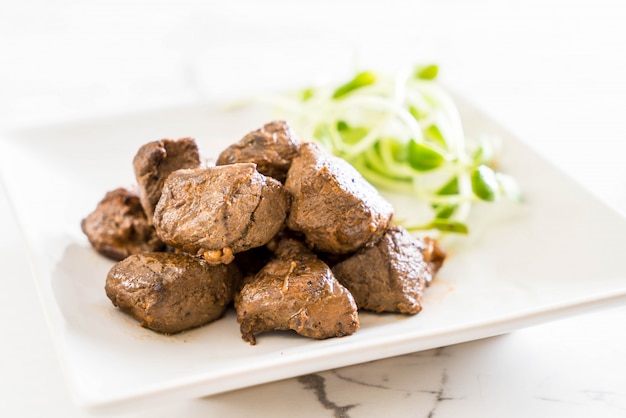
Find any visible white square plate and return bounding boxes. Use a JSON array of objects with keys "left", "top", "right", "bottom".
[{"left": 1, "top": 97, "right": 625, "bottom": 413}]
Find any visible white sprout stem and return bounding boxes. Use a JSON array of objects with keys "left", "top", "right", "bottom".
[
  {"left": 453, "top": 173, "right": 474, "bottom": 221},
  {"left": 344, "top": 122, "right": 387, "bottom": 156},
  {"left": 414, "top": 81, "right": 467, "bottom": 156},
  {"left": 414, "top": 82, "right": 476, "bottom": 219},
  {"left": 325, "top": 123, "right": 347, "bottom": 152},
  {"left": 351, "top": 160, "right": 415, "bottom": 193},
  {"left": 335, "top": 95, "right": 425, "bottom": 144},
  {"left": 410, "top": 185, "right": 476, "bottom": 205},
  {"left": 257, "top": 68, "right": 496, "bottom": 236},
  {"left": 376, "top": 139, "right": 417, "bottom": 177}
]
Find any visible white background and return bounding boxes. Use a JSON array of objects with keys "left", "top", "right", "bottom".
[{"left": 1, "top": 1, "right": 626, "bottom": 417}]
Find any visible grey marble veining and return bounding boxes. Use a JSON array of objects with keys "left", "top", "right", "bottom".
[{"left": 170, "top": 323, "right": 625, "bottom": 418}]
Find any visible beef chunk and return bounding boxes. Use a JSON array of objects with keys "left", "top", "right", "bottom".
[
  {"left": 233, "top": 245, "right": 274, "bottom": 280},
  {"left": 420, "top": 236, "right": 447, "bottom": 285},
  {"left": 133, "top": 137, "right": 201, "bottom": 221},
  {"left": 216, "top": 120, "right": 300, "bottom": 182},
  {"left": 153, "top": 164, "right": 290, "bottom": 265},
  {"left": 235, "top": 238, "right": 359, "bottom": 345},
  {"left": 331, "top": 226, "right": 446, "bottom": 315},
  {"left": 285, "top": 142, "right": 394, "bottom": 254},
  {"left": 81, "top": 188, "right": 164, "bottom": 261},
  {"left": 105, "top": 252, "right": 241, "bottom": 334}
]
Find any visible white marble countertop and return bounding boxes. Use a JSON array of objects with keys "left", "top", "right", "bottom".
[{"left": 2, "top": 1, "right": 626, "bottom": 417}]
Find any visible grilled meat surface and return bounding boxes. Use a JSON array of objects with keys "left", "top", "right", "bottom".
[
  {"left": 332, "top": 226, "right": 446, "bottom": 314},
  {"left": 81, "top": 188, "right": 164, "bottom": 261},
  {"left": 133, "top": 137, "right": 201, "bottom": 221},
  {"left": 216, "top": 120, "right": 300, "bottom": 183},
  {"left": 285, "top": 142, "right": 394, "bottom": 254},
  {"left": 235, "top": 238, "right": 359, "bottom": 345},
  {"left": 153, "top": 164, "right": 290, "bottom": 265},
  {"left": 105, "top": 252, "right": 241, "bottom": 334}
]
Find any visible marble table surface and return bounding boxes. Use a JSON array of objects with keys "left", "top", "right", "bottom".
[{"left": 1, "top": 1, "right": 626, "bottom": 417}]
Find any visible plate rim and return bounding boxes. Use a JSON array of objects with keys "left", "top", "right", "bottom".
[{"left": 1, "top": 97, "right": 626, "bottom": 412}]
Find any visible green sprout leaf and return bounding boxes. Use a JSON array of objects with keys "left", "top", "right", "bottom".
[
  {"left": 409, "top": 104, "right": 428, "bottom": 120},
  {"left": 430, "top": 219, "right": 468, "bottom": 234},
  {"left": 414, "top": 64, "right": 439, "bottom": 80},
  {"left": 471, "top": 165, "right": 499, "bottom": 201},
  {"left": 336, "top": 120, "right": 349, "bottom": 131},
  {"left": 433, "top": 204, "right": 457, "bottom": 219},
  {"left": 497, "top": 173, "right": 523, "bottom": 202},
  {"left": 472, "top": 136, "right": 495, "bottom": 165},
  {"left": 431, "top": 177, "right": 460, "bottom": 219},
  {"left": 407, "top": 218, "right": 468, "bottom": 234},
  {"left": 407, "top": 139, "right": 445, "bottom": 171},
  {"left": 424, "top": 124, "right": 447, "bottom": 149},
  {"left": 385, "top": 137, "right": 408, "bottom": 162},
  {"left": 337, "top": 121, "right": 369, "bottom": 145},
  {"left": 301, "top": 87, "right": 315, "bottom": 101},
  {"left": 332, "top": 71, "right": 377, "bottom": 99},
  {"left": 437, "top": 176, "right": 459, "bottom": 195},
  {"left": 271, "top": 62, "right": 522, "bottom": 237}
]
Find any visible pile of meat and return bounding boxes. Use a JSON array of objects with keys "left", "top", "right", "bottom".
[{"left": 82, "top": 121, "right": 446, "bottom": 344}]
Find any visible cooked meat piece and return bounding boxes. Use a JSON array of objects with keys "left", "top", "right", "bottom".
[
  {"left": 133, "top": 137, "right": 201, "bottom": 221},
  {"left": 81, "top": 188, "right": 164, "bottom": 261},
  {"left": 420, "top": 236, "right": 447, "bottom": 285},
  {"left": 235, "top": 238, "right": 359, "bottom": 345},
  {"left": 153, "top": 164, "right": 290, "bottom": 265},
  {"left": 216, "top": 120, "right": 300, "bottom": 182},
  {"left": 105, "top": 252, "right": 241, "bottom": 334},
  {"left": 331, "top": 226, "right": 446, "bottom": 315},
  {"left": 285, "top": 142, "right": 394, "bottom": 254},
  {"left": 233, "top": 245, "right": 273, "bottom": 280}
]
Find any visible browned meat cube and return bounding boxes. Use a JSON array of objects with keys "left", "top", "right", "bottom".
[
  {"left": 133, "top": 137, "right": 201, "bottom": 221},
  {"left": 235, "top": 238, "right": 359, "bottom": 345},
  {"left": 331, "top": 226, "right": 446, "bottom": 315},
  {"left": 233, "top": 245, "right": 274, "bottom": 279},
  {"left": 285, "top": 142, "right": 394, "bottom": 254},
  {"left": 216, "top": 120, "right": 301, "bottom": 182},
  {"left": 81, "top": 188, "right": 164, "bottom": 261},
  {"left": 420, "top": 236, "right": 447, "bottom": 284},
  {"left": 105, "top": 252, "right": 241, "bottom": 334},
  {"left": 153, "top": 164, "right": 290, "bottom": 265}
]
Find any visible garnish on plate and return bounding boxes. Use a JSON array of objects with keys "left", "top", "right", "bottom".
[{"left": 264, "top": 64, "right": 521, "bottom": 236}]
